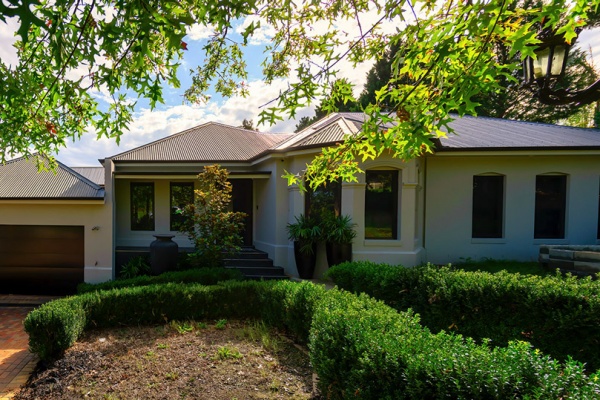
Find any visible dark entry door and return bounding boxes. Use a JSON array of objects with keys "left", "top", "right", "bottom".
[
  {"left": 0, "top": 225, "right": 84, "bottom": 294},
  {"left": 231, "top": 179, "right": 253, "bottom": 246}
]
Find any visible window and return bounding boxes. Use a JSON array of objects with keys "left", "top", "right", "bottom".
[
  {"left": 365, "top": 170, "right": 399, "bottom": 239},
  {"left": 305, "top": 179, "right": 341, "bottom": 220},
  {"left": 130, "top": 182, "right": 155, "bottom": 231},
  {"left": 534, "top": 175, "right": 567, "bottom": 239},
  {"left": 597, "top": 179, "right": 600, "bottom": 240},
  {"left": 170, "top": 182, "right": 194, "bottom": 231},
  {"left": 472, "top": 175, "right": 504, "bottom": 238}
]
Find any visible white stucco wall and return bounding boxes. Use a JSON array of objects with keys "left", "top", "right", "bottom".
[
  {"left": 0, "top": 200, "right": 113, "bottom": 283},
  {"left": 280, "top": 152, "right": 426, "bottom": 277},
  {"left": 253, "top": 159, "right": 292, "bottom": 274},
  {"left": 114, "top": 178, "right": 195, "bottom": 248},
  {"left": 424, "top": 153, "right": 600, "bottom": 264}
]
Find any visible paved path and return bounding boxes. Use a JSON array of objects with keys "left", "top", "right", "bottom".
[{"left": 0, "top": 295, "right": 60, "bottom": 399}]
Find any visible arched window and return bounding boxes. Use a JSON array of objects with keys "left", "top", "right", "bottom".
[
  {"left": 305, "top": 179, "right": 341, "bottom": 220},
  {"left": 365, "top": 170, "right": 399, "bottom": 239}
]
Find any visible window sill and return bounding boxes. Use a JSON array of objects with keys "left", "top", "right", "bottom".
[
  {"left": 533, "top": 239, "right": 569, "bottom": 245},
  {"left": 363, "top": 239, "right": 402, "bottom": 247},
  {"left": 471, "top": 238, "right": 506, "bottom": 244}
]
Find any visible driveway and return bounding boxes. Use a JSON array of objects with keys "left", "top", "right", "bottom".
[{"left": 0, "top": 295, "right": 59, "bottom": 399}]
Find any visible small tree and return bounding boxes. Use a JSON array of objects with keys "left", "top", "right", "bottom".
[{"left": 179, "top": 165, "right": 247, "bottom": 268}]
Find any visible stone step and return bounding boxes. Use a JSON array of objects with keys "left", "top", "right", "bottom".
[
  {"left": 234, "top": 247, "right": 270, "bottom": 259},
  {"left": 225, "top": 265, "right": 286, "bottom": 277},
  {"left": 224, "top": 258, "right": 274, "bottom": 267}
]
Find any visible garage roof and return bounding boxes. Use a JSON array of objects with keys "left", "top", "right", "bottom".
[{"left": 0, "top": 156, "right": 105, "bottom": 200}]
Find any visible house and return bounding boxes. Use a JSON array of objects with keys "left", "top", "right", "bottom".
[{"left": 2, "top": 112, "right": 600, "bottom": 292}]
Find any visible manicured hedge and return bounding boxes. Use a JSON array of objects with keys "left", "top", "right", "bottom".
[
  {"left": 311, "top": 289, "right": 600, "bottom": 399},
  {"left": 327, "top": 261, "right": 600, "bottom": 371},
  {"left": 77, "top": 267, "right": 243, "bottom": 294},
  {"left": 24, "top": 280, "right": 600, "bottom": 398}
]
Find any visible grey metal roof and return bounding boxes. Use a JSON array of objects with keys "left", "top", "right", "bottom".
[
  {"left": 439, "top": 115, "right": 600, "bottom": 150},
  {"left": 0, "top": 156, "right": 104, "bottom": 200},
  {"left": 284, "top": 112, "right": 600, "bottom": 151},
  {"left": 110, "top": 122, "right": 293, "bottom": 162},
  {"left": 71, "top": 167, "right": 105, "bottom": 186},
  {"left": 293, "top": 123, "right": 347, "bottom": 147}
]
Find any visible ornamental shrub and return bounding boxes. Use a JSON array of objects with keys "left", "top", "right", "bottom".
[
  {"left": 327, "top": 261, "right": 600, "bottom": 371},
  {"left": 178, "top": 165, "right": 247, "bottom": 268},
  {"left": 24, "top": 280, "right": 600, "bottom": 398}
]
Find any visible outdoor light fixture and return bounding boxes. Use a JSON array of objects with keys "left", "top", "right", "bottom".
[{"left": 523, "top": 27, "right": 600, "bottom": 106}]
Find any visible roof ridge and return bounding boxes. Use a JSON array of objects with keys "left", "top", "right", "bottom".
[
  {"left": 109, "top": 121, "right": 220, "bottom": 159},
  {"left": 55, "top": 159, "right": 103, "bottom": 191}
]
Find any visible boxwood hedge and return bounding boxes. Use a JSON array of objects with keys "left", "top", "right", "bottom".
[
  {"left": 24, "top": 280, "right": 600, "bottom": 398},
  {"left": 327, "top": 261, "right": 600, "bottom": 371},
  {"left": 77, "top": 267, "right": 243, "bottom": 294}
]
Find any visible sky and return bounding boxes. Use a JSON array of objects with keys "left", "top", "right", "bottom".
[{"left": 0, "top": 10, "right": 599, "bottom": 167}]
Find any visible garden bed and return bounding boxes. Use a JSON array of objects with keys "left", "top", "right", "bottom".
[{"left": 16, "top": 320, "right": 316, "bottom": 399}]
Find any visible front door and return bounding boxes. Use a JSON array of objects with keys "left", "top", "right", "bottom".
[{"left": 231, "top": 179, "right": 253, "bottom": 246}]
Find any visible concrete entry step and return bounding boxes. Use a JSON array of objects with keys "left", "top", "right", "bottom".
[{"left": 224, "top": 247, "right": 288, "bottom": 280}]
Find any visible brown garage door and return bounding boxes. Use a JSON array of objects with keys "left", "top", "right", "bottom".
[{"left": 0, "top": 225, "right": 84, "bottom": 294}]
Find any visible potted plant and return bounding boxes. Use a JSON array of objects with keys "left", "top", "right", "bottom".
[
  {"left": 287, "top": 214, "right": 321, "bottom": 279},
  {"left": 324, "top": 214, "right": 357, "bottom": 267}
]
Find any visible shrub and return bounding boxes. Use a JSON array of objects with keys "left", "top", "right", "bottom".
[
  {"left": 178, "top": 165, "right": 247, "bottom": 267},
  {"left": 327, "top": 261, "right": 600, "bottom": 371},
  {"left": 23, "top": 296, "right": 87, "bottom": 361},
  {"left": 310, "top": 288, "right": 600, "bottom": 399},
  {"left": 77, "top": 267, "right": 243, "bottom": 294},
  {"left": 24, "top": 280, "right": 600, "bottom": 398},
  {"left": 119, "top": 255, "right": 150, "bottom": 279}
]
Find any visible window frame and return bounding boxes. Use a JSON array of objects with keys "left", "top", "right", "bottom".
[
  {"left": 471, "top": 174, "right": 505, "bottom": 239},
  {"left": 170, "top": 182, "right": 195, "bottom": 231},
  {"left": 534, "top": 174, "right": 567, "bottom": 239},
  {"left": 364, "top": 169, "right": 399, "bottom": 240},
  {"left": 304, "top": 179, "right": 342, "bottom": 220},
  {"left": 130, "top": 182, "right": 155, "bottom": 231}
]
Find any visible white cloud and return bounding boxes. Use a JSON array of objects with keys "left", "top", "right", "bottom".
[
  {"left": 576, "top": 27, "right": 600, "bottom": 69},
  {"left": 235, "top": 15, "right": 277, "bottom": 46},
  {"left": 186, "top": 24, "right": 215, "bottom": 41},
  {"left": 55, "top": 78, "right": 311, "bottom": 166},
  {"left": 0, "top": 18, "right": 19, "bottom": 67}
]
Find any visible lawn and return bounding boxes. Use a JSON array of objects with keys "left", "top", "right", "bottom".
[{"left": 452, "top": 259, "right": 551, "bottom": 276}]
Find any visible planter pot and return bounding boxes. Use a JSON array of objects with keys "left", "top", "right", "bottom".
[
  {"left": 326, "top": 242, "right": 352, "bottom": 267},
  {"left": 150, "top": 234, "right": 178, "bottom": 275},
  {"left": 293, "top": 241, "right": 317, "bottom": 279}
]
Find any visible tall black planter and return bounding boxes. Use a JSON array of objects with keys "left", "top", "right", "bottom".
[
  {"left": 150, "top": 234, "right": 178, "bottom": 275},
  {"left": 294, "top": 241, "right": 317, "bottom": 279},
  {"left": 326, "top": 242, "right": 352, "bottom": 267}
]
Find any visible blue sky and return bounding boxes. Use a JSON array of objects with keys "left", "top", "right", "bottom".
[{"left": 0, "top": 14, "right": 598, "bottom": 167}]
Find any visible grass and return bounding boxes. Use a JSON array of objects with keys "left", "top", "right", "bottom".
[{"left": 452, "top": 258, "right": 551, "bottom": 276}]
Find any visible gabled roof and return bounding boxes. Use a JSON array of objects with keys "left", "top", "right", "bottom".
[
  {"left": 71, "top": 167, "right": 105, "bottom": 186},
  {"left": 0, "top": 155, "right": 104, "bottom": 200},
  {"left": 110, "top": 122, "right": 293, "bottom": 162}
]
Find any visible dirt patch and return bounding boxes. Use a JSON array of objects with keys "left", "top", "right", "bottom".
[{"left": 16, "top": 320, "right": 318, "bottom": 399}]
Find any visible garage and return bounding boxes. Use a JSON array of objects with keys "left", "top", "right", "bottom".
[{"left": 0, "top": 225, "right": 85, "bottom": 294}]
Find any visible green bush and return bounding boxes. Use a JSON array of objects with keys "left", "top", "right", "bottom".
[
  {"left": 23, "top": 296, "right": 87, "bottom": 361},
  {"left": 327, "top": 261, "right": 600, "bottom": 371},
  {"left": 310, "top": 288, "right": 600, "bottom": 399},
  {"left": 118, "top": 255, "right": 150, "bottom": 279},
  {"left": 24, "top": 280, "right": 600, "bottom": 398},
  {"left": 77, "top": 267, "right": 243, "bottom": 294}
]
